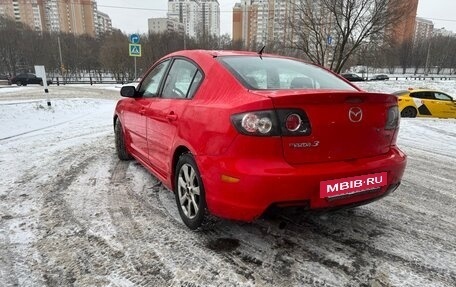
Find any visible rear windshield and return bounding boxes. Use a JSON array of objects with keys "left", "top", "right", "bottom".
[{"left": 218, "top": 56, "right": 357, "bottom": 91}]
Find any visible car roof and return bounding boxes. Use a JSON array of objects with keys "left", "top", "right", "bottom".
[
  {"left": 159, "top": 49, "right": 321, "bottom": 75},
  {"left": 167, "top": 49, "right": 279, "bottom": 58},
  {"left": 395, "top": 88, "right": 449, "bottom": 95}
]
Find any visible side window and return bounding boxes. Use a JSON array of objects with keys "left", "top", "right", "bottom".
[
  {"left": 162, "top": 59, "right": 201, "bottom": 99},
  {"left": 435, "top": 92, "right": 452, "bottom": 101},
  {"left": 187, "top": 71, "right": 203, "bottom": 98},
  {"left": 138, "top": 60, "right": 170, "bottom": 97},
  {"left": 411, "top": 92, "right": 434, "bottom": 99}
]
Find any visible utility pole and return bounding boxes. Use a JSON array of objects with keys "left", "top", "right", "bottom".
[
  {"left": 424, "top": 40, "right": 431, "bottom": 75},
  {"left": 57, "top": 35, "right": 64, "bottom": 75}
]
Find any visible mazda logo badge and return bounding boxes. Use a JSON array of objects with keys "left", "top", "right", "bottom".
[{"left": 349, "top": 107, "right": 363, "bottom": 122}]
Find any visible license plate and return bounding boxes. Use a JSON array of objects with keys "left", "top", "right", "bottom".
[{"left": 320, "top": 172, "right": 388, "bottom": 198}]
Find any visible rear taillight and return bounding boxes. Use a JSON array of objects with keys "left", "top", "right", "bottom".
[
  {"left": 231, "top": 110, "right": 279, "bottom": 136},
  {"left": 385, "top": 106, "right": 399, "bottom": 130},
  {"left": 285, "top": 114, "right": 301, "bottom": 131},
  {"left": 231, "top": 109, "right": 311, "bottom": 136}
]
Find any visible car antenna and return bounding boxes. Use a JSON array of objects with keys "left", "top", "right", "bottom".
[{"left": 258, "top": 45, "right": 266, "bottom": 59}]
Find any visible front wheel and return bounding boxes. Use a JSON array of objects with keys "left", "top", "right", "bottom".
[
  {"left": 114, "top": 118, "right": 132, "bottom": 160},
  {"left": 174, "top": 153, "right": 207, "bottom": 230}
]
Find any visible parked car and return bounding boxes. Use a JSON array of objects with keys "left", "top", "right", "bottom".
[
  {"left": 8, "top": 73, "right": 52, "bottom": 86},
  {"left": 114, "top": 50, "right": 407, "bottom": 229},
  {"left": 370, "top": 74, "right": 389, "bottom": 81},
  {"left": 341, "top": 73, "right": 365, "bottom": 82},
  {"left": 393, "top": 88, "right": 456, "bottom": 118},
  {"left": 0, "top": 74, "right": 9, "bottom": 85}
]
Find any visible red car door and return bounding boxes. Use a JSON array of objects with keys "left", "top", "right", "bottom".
[
  {"left": 145, "top": 58, "right": 203, "bottom": 179},
  {"left": 122, "top": 60, "right": 171, "bottom": 163},
  {"left": 122, "top": 98, "right": 152, "bottom": 163}
]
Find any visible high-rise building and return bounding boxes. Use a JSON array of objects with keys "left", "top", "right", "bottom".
[
  {"left": 200, "top": 0, "right": 219, "bottom": 37},
  {"left": 385, "top": 0, "right": 419, "bottom": 46},
  {"left": 414, "top": 17, "right": 434, "bottom": 42},
  {"left": 0, "top": 0, "right": 43, "bottom": 31},
  {"left": 96, "top": 10, "right": 112, "bottom": 36},
  {"left": 0, "top": 0, "right": 111, "bottom": 37},
  {"left": 168, "top": 0, "right": 220, "bottom": 38},
  {"left": 148, "top": 17, "right": 185, "bottom": 34},
  {"left": 232, "top": 0, "right": 297, "bottom": 50},
  {"left": 232, "top": 2, "right": 243, "bottom": 42}
]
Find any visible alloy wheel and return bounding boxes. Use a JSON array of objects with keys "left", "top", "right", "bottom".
[{"left": 177, "top": 163, "right": 201, "bottom": 219}]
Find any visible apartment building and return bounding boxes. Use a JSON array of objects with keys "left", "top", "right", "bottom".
[
  {"left": 200, "top": 0, "right": 219, "bottom": 37},
  {"left": 233, "top": 0, "right": 298, "bottom": 50},
  {"left": 148, "top": 17, "right": 185, "bottom": 35},
  {"left": 0, "top": 0, "right": 43, "bottom": 31},
  {"left": 234, "top": 0, "right": 419, "bottom": 50},
  {"left": 96, "top": 10, "right": 112, "bottom": 36},
  {"left": 168, "top": 0, "right": 220, "bottom": 38},
  {"left": 385, "top": 0, "right": 419, "bottom": 46},
  {"left": 0, "top": 0, "right": 112, "bottom": 37},
  {"left": 414, "top": 17, "right": 434, "bottom": 42}
]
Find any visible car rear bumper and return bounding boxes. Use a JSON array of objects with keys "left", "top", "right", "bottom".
[{"left": 197, "top": 146, "right": 407, "bottom": 221}]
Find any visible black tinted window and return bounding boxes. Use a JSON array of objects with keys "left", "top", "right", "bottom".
[{"left": 412, "top": 92, "right": 434, "bottom": 99}]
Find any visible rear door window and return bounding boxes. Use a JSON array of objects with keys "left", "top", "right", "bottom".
[
  {"left": 161, "top": 59, "right": 202, "bottom": 99},
  {"left": 434, "top": 92, "right": 452, "bottom": 101}
]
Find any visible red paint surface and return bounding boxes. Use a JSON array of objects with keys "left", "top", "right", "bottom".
[{"left": 115, "top": 50, "right": 407, "bottom": 221}]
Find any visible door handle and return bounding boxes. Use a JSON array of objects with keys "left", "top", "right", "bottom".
[
  {"left": 166, "top": 112, "right": 178, "bottom": 121},
  {"left": 139, "top": 108, "right": 146, "bottom": 115}
]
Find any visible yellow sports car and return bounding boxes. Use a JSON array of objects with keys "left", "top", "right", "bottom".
[{"left": 393, "top": 89, "right": 456, "bottom": 118}]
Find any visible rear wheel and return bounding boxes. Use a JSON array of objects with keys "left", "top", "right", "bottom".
[
  {"left": 174, "top": 153, "right": 207, "bottom": 230},
  {"left": 114, "top": 118, "right": 132, "bottom": 160},
  {"left": 401, "top": 107, "right": 417, "bottom": 118}
]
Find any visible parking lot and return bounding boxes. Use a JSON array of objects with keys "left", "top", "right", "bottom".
[{"left": 0, "top": 84, "right": 455, "bottom": 287}]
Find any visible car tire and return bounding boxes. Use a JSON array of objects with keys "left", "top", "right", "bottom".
[
  {"left": 401, "top": 107, "right": 417, "bottom": 118},
  {"left": 174, "top": 153, "right": 207, "bottom": 230},
  {"left": 16, "top": 81, "right": 22, "bottom": 86},
  {"left": 114, "top": 118, "right": 133, "bottom": 160}
]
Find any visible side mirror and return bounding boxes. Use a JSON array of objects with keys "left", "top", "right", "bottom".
[{"left": 120, "top": 86, "right": 137, "bottom": 98}]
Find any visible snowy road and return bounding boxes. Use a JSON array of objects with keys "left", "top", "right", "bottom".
[{"left": 0, "top": 85, "right": 455, "bottom": 287}]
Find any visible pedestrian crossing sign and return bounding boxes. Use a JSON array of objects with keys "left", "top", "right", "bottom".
[{"left": 129, "top": 44, "right": 141, "bottom": 57}]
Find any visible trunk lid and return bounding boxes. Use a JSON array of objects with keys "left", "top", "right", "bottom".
[{"left": 256, "top": 90, "right": 398, "bottom": 164}]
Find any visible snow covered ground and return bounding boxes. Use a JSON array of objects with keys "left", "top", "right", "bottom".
[{"left": 0, "top": 83, "right": 455, "bottom": 287}]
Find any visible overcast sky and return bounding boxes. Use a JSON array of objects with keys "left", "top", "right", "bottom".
[{"left": 96, "top": 0, "right": 456, "bottom": 36}]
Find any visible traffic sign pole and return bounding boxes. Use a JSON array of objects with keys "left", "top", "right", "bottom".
[
  {"left": 134, "top": 57, "right": 137, "bottom": 80},
  {"left": 129, "top": 34, "right": 141, "bottom": 81}
]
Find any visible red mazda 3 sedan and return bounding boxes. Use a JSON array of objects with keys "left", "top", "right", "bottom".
[{"left": 114, "top": 50, "right": 407, "bottom": 229}]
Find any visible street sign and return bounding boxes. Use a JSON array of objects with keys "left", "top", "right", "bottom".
[
  {"left": 130, "top": 34, "right": 140, "bottom": 44},
  {"left": 129, "top": 44, "right": 142, "bottom": 57},
  {"left": 327, "top": 35, "right": 333, "bottom": 46}
]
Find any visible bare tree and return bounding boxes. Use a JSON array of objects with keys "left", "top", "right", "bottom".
[
  {"left": 288, "top": 0, "right": 414, "bottom": 73},
  {"left": 411, "top": 39, "right": 428, "bottom": 74},
  {"left": 0, "top": 16, "right": 25, "bottom": 76},
  {"left": 100, "top": 30, "right": 132, "bottom": 82},
  {"left": 429, "top": 36, "right": 454, "bottom": 74}
]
